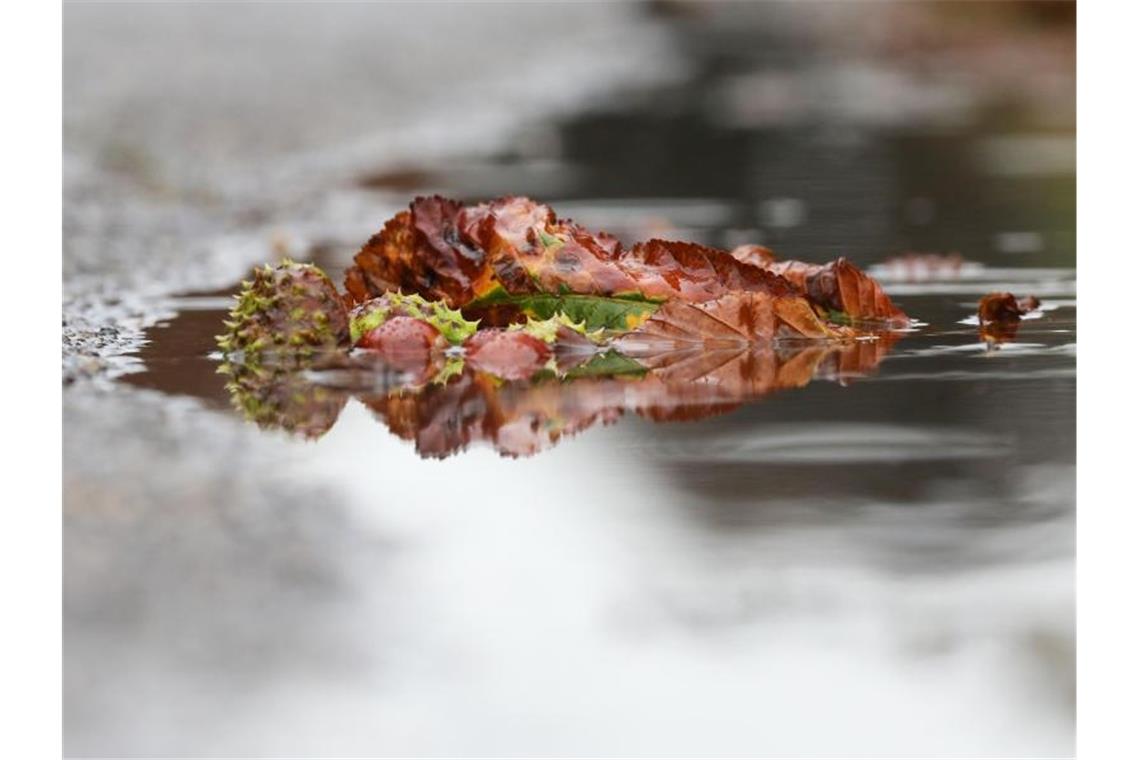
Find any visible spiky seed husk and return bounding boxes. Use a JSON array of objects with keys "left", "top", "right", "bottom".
[
  {"left": 348, "top": 291, "right": 479, "bottom": 346},
  {"left": 218, "top": 259, "right": 350, "bottom": 368}
]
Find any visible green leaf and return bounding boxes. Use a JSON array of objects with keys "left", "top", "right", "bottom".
[
  {"left": 469, "top": 290, "right": 661, "bottom": 332},
  {"left": 563, "top": 350, "right": 647, "bottom": 379}
]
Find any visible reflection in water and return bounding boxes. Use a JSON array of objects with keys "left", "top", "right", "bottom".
[{"left": 224, "top": 334, "right": 899, "bottom": 458}]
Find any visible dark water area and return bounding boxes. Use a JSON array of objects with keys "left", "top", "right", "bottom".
[{"left": 68, "top": 2, "right": 1075, "bottom": 756}]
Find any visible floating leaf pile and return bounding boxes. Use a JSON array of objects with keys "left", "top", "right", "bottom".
[
  {"left": 217, "top": 195, "right": 914, "bottom": 454},
  {"left": 344, "top": 195, "right": 907, "bottom": 331}
]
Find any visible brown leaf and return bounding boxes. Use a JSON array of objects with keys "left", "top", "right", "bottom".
[
  {"left": 345, "top": 196, "right": 909, "bottom": 333},
  {"left": 735, "top": 254, "right": 908, "bottom": 325},
  {"left": 614, "top": 291, "right": 841, "bottom": 354},
  {"left": 977, "top": 292, "right": 1039, "bottom": 323},
  {"left": 347, "top": 196, "right": 799, "bottom": 311},
  {"left": 976, "top": 292, "right": 1040, "bottom": 346},
  {"left": 729, "top": 244, "right": 777, "bottom": 268}
]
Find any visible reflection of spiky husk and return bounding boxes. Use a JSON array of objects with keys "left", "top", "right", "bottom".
[
  {"left": 217, "top": 260, "right": 349, "bottom": 367},
  {"left": 219, "top": 360, "right": 347, "bottom": 440}
]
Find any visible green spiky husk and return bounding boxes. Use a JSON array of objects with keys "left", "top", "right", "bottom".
[
  {"left": 216, "top": 260, "right": 349, "bottom": 367},
  {"left": 349, "top": 292, "right": 479, "bottom": 345},
  {"left": 507, "top": 313, "right": 604, "bottom": 344}
]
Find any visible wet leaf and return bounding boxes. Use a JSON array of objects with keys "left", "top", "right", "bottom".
[
  {"left": 729, "top": 243, "right": 777, "bottom": 268},
  {"left": 614, "top": 291, "right": 842, "bottom": 355},
  {"left": 977, "top": 292, "right": 1040, "bottom": 347},
  {"left": 977, "top": 292, "right": 1040, "bottom": 323},
  {"left": 345, "top": 196, "right": 806, "bottom": 326},
  {"left": 736, "top": 254, "right": 909, "bottom": 326}
]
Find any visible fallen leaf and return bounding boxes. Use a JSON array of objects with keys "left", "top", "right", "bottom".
[
  {"left": 742, "top": 256, "right": 909, "bottom": 325},
  {"left": 977, "top": 292, "right": 1040, "bottom": 323},
  {"left": 977, "top": 292, "right": 1040, "bottom": 347},
  {"left": 342, "top": 196, "right": 890, "bottom": 331},
  {"left": 614, "top": 291, "right": 841, "bottom": 355},
  {"left": 729, "top": 243, "right": 777, "bottom": 268}
]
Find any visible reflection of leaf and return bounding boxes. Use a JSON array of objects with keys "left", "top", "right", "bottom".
[
  {"left": 351, "top": 338, "right": 894, "bottom": 459},
  {"left": 563, "top": 350, "right": 647, "bottom": 379},
  {"left": 979, "top": 321, "right": 1022, "bottom": 346}
]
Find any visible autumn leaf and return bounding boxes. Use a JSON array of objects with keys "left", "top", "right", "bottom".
[
  {"left": 345, "top": 196, "right": 822, "bottom": 331},
  {"left": 729, "top": 244, "right": 777, "bottom": 268},
  {"left": 976, "top": 292, "right": 1040, "bottom": 346},
  {"left": 613, "top": 291, "right": 842, "bottom": 356},
  {"left": 977, "top": 292, "right": 1040, "bottom": 323},
  {"left": 345, "top": 196, "right": 912, "bottom": 333},
  {"left": 735, "top": 255, "right": 909, "bottom": 326}
]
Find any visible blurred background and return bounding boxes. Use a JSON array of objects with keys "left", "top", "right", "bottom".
[{"left": 64, "top": 2, "right": 1075, "bottom": 757}]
